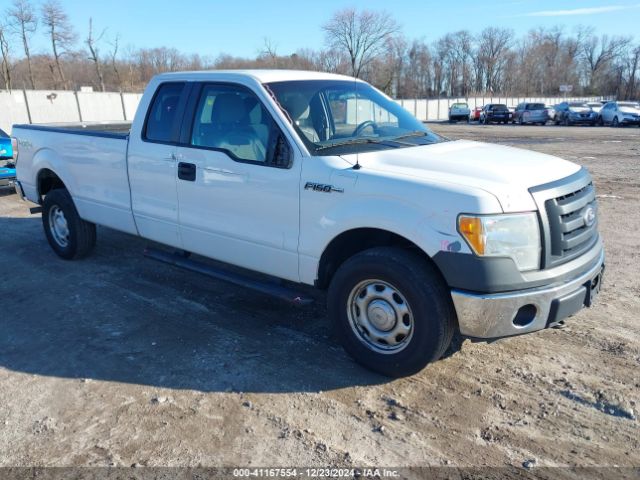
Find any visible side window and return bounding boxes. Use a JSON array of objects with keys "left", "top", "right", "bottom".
[
  {"left": 190, "top": 84, "right": 283, "bottom": 165},
  {"left": 144, "top": 82, "right": 185, "bottom": 143}
]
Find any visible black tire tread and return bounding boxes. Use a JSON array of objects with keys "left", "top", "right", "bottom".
[
  {"left": 42, "top": 189, "right": 96, "bottom": 260},
  {"left": 328, "top": 247, "right": 455, "bottom": 377}
]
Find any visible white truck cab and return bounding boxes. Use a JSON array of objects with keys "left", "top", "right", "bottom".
[{"left": 12, "top": 70, "right": 604, "bottom": 377}]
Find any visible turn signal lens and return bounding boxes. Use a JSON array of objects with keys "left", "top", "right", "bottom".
[{"left": 458, "top": 216, "right": 485, "bottom": 255}]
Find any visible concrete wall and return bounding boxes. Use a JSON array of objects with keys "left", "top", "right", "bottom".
[
  {"left": 0, "top": 91, "right": 30, "bottom": 133},
  {"left": 0, "top": 88, "right": 608, "bottom": 134},
  {"left": 0, "top": 89, "right": 143, "bottom": 133}
]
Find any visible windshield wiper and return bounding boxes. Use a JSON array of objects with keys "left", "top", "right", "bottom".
[
  {"left": 391, "top": 131, "right": 429, "bottom": 142},
  {"left": 314, "top": 137, "right": 401, "bottom": 152}
]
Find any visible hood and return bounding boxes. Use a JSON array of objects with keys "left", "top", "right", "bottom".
[
  {"left": 619, "top": 106, "right": 640, "bottom": 114},
  {"left": 340, "top": 140, "right": 581, "bottom": 213}
]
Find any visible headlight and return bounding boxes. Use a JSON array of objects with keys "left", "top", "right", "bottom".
[{"left": 458, "top": 213, "right": 541, "bottom": 271}]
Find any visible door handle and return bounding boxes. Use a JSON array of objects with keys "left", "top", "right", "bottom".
[{"left": 178, "top": 162, "right": 196, "bottom": 181}]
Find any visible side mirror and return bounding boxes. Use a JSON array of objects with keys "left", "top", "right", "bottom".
[{"left": 270, "top": 133, "right": 293, "bottom": 169}]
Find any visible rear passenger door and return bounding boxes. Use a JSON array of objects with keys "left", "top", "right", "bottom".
[
  {"left": 175, "top": 83, "right": 302, "bottom": 282},
  {"left": 128, "top": 82, "right": 189, "bottom": 248}
]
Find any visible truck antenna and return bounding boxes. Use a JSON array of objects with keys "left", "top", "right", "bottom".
[{"left": 353, "top": 77, "right": 361, "bottom": 170}]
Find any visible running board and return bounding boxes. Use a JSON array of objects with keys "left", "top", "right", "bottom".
[{"left": 144, "top": 247, "right": 314, "bottom": 306}]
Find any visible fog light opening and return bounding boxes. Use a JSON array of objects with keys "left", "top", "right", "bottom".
[{"left": 513, "top": 304, "right": 537, "bottom": 328}]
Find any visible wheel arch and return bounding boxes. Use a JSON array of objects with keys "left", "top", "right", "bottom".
[
  {"left": 36, "top": 168, "right": 67, "bottom": 202},
  {"left": 315, "top": 227, "right": 443, "bottom": 290}
]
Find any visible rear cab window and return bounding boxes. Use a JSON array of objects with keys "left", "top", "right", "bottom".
[{"left": 144, "top": 82, "right": 186, "bottom": 143}]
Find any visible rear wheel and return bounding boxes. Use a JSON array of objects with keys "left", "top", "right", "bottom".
[
  {"left": 42, "top": 189, "right": 96, "bottom": 260},
  {"left": 612, "top": 117, "right": 619, "bottom": 128},
  {"left": 328, "top": 247, "right": 455, "bottom": 377}
]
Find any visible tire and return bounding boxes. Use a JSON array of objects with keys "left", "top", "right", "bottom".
[
  {"left": 42, "top": 189, "right": 96, "bottom": 260},
  {"left": 597, "top": 117, "right": 604, "bottom": 126},
  {"left": 612, "top": 117, "right": 619, "bottom": 128},
  {"left": 328, "top": 247, "right": 455, "bottom": 377},
  {"left": 564, "top": 117, "right": 572, "bottom": 126},
  {"left": 518, "top": 117, "right": 524, "bottom": 126}
]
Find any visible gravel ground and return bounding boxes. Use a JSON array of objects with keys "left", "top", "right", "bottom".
[{"left": 0, "top": 123, "right": 638, "bottom": 475}]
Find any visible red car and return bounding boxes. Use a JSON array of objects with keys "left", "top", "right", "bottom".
[{"left": 471, "top": 106, "right": 483, "bottom": 121}]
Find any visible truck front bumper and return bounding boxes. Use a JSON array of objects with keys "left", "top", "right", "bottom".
[{"left": 451, "top": 248, "right": 605, "bottom": 339}]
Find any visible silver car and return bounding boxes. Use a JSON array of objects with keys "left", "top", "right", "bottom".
[
  {"left": 512, "top": 102, "right": 549, "bottom": 125},
  {"left": 598, "top": 101, "right": 640, "bottom": 127}
]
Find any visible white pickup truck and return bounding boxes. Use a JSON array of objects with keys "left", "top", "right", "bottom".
[{"left": 12, "top": 70, "right": 604, "bottom": 377}]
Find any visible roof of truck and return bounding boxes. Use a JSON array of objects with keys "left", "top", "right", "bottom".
[{"left": 155, "top": 69, "right": 358, "bottom": 84}]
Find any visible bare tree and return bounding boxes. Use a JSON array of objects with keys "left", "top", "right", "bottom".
[
  {"left": 259, "top": 37, "right": 279, "bottom": 67},
  {"left": 7, "top": 0, "right": 37, "bottom": 89},
  {"left": 0, "top": 24, "right": 12, "bottom": 90},
  {"left": 108, "top": 34, "right": 122, "bottom": 91},
  {"left": 41, "top": 0, "right": 76, "bottom": 90},
  {"left": 580, "top": 30, "right": 631, "bottom": 93},
  {"left": 85, "top": 18, "right": 106, "bottom": 91},
  {"left": 323, "top": 8, "right": 399, "bottom": 78},
  {"left": 477, "top": 27, "right": 513, "bottom": 93}
]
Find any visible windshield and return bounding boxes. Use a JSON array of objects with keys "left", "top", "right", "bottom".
[
  {"left": 569, "top": 102, "right": 589, "bottom": 108},
  {"left": 526, "top": 103, "right": 545, "bottom": 110},
  {"left": 0, "top": 128, "right": 8, "bottom": 138},
  {"left": 491, "top": 104, "right": 508, "bottom": 111},
  {"left": 451, "top": 103, "right": 468, "bottom": 108},
  {"left": 265, "top": 80, "right": 444, "bottom": 155}
]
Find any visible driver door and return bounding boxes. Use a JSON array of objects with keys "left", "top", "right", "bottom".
[{"left": 175, "top": 83, "right": 302, "bottom": 282}]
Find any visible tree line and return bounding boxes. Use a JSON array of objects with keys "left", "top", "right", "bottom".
[{"left": 1, "top": 2, "right": 639, "bottom": 99}]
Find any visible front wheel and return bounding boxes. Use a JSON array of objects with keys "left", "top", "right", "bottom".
[
  {"left": 328, "top": 247, "right": 455, "bottom": 377},
  {"left": 42, "top": 189, "right": 96, "bottom": 260},
  {"left": 612, "top": 117, "right": 619, "bottom": 128}
]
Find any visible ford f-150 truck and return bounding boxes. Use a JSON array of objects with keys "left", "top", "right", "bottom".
[{"left": 12, "top": 70, "right": 604, "bottom": 377}]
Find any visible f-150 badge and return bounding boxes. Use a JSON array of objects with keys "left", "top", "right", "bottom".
[{"left": 304, "top": 182, "right": 344, "bottom": 193}]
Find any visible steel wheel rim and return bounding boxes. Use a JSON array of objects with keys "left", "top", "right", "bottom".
[
  {"left": 347, "top": 279, "right": 414, "bottom": 354},
  {"left": 49, "top": 206, "right": 70, "bottom": 248}
]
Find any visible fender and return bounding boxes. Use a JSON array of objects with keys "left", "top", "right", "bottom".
[{"left": 298, "top": 172, "right": 503, "bottom": 285}]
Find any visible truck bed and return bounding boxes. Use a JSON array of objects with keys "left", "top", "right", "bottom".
[
  {"left": 13, "top": 122, "right": 131, "bottom": 139},
  {"left": 12, "top": 121, "right": 137, "bottom": 235}
]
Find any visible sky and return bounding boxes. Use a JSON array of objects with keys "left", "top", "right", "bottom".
[{"left": 10, "top": 0, "right": 640, "bottom": 58}]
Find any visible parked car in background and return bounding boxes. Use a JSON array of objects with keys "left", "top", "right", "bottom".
[
  {"left": 598, "top": 101, "right": 640, "bottom": 127},
  {"left": 545, "top": 105, "right": 556, "bottom": 121},
  {"left": 470, "top": 106, "right": 483, "bottom": 121},
  {"left": 448, "top": 102, "right": 471, "bottom": 122},
  {"left": 586, "top": 102, "right": 604, "bottom": 115},
  {"left": 0, "top": 128, "right": 16, "bottom": 187},
  {"left": 480, "top": 104, "right": 510, "bottom": 124},
  {"left": 1, "top": 128, "right": 14, "bottom": 160},
  {"left": 553, "top": 102, "right": 597, "bottom": 126},
  {"left": 512, "top": 102, "right": 549, "bottom": 125}
]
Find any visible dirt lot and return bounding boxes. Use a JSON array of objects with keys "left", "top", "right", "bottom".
[{"left": 0, "top": 124, "right": 638, "bottom": 474}]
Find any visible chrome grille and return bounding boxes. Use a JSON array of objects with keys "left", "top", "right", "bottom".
[{"left": 530, "top": 169, "right": 599, "bottom": 269}]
